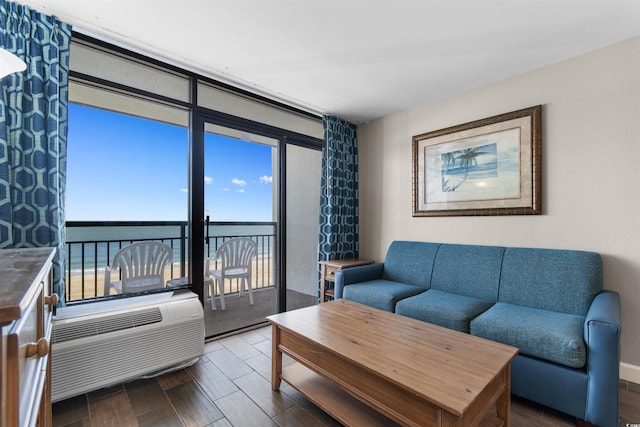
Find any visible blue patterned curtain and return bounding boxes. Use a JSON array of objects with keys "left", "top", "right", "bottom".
[
  {"left": 0, "top": 0, "right": 71, "bottom": 303},
  {"left": 318, "top": 116, "right": 359, "bottom": 296}
]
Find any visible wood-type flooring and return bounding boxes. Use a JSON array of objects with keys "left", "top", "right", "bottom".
[{"left": 53, "top": 325, "right": 640, "bottom": 427}]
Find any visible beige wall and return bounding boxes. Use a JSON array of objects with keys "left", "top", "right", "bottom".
[{"left": 357, "top": 36, "right": 640, "bottom": 375}]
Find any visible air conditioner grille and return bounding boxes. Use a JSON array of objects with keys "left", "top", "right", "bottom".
[{"left": 52, "top": 307, "right": 163, "bottom": 343}]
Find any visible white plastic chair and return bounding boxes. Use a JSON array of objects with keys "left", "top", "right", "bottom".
[
  {"left": 205, "top": 237, "right": 257, "bottom": 310},
  {"left": 104, "top": 241, "right": 173, "bottom": 295}
]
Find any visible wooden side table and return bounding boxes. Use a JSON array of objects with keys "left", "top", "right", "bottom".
[{"left": 319, "top": 259, "right": 372, "bottom": 302}]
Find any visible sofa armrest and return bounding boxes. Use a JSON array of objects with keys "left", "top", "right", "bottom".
[
  {"left": 583, "top": 290, "right": 621, "bottom": 427},
  {"left": 334, "top": 263, "right": 384, "bottom": 299}
]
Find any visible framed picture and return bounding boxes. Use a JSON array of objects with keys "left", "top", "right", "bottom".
[{"left": 412, "top": 105, "right": 541, "bottom": 216}]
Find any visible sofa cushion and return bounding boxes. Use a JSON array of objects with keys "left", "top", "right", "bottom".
[
  {"left": 499, "top": 247, "right": 602, "bottom": 316},
  {"left": 343, "top": 279, "right": 425, "bottom": 312},
  {"left": 430, "top": 244, "right": 504, "bottom": 301},
  {"left": 470, "top": 302, "right": 587, "bottom": 368},
  {"left": 382, "top": 241, "right": 440, "bottom": 288},
  {"left": 395, "top": 289, "right": 494, "bottom": 333}
]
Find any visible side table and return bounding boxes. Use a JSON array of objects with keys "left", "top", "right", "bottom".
[{"left": 319, "top": 259, "right": 372, "bottom": 302}]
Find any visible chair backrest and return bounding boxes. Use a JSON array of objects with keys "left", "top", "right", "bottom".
[
  {"left": 111, "top": 241, "right": 173, "bottom": 292},
  {"left": 209, "top": 237, "right": 257, "bottom": 275}
]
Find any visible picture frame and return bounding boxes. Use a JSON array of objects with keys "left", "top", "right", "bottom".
[{"left": 412, "top": 105, "right": 541, "bottom": 217}]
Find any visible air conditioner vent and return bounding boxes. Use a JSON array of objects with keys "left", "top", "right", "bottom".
[
  {"left": 51, "top": 293, "right": 204, "bottom": 402},
  {"left": 52, "top": 307, "right": 163, "bottom": 343}
]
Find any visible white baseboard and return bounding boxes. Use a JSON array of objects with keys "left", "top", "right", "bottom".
[{"left": 620, "top": 362, "right": 640, "bottom": 384}]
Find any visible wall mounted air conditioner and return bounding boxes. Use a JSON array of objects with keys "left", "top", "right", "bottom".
[{"left": 51, "top": 291, "right": 204, "bottom": 402}]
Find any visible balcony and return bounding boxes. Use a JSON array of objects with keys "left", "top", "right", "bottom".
[{"left": 65, "top": 221, "right": 317, "bottom": 337}]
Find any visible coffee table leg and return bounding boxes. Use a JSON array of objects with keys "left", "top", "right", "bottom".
[
  {"left": 271, "top": 324, "right": 282, "bottom": 390},
  {"left": 496, "top": 366, "right": 511, "bottom": 426}
]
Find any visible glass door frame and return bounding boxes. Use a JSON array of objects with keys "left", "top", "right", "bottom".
[{"left": 188, "top": 108, "right": 322, "bottom": 314}]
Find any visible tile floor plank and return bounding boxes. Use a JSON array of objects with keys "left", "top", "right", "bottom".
[
  {"left": 277, "top": 383, "right": 343, "bottom": 427},
  {"left": 55, "top": 420, "right": 92, "bottom": 427},
  {"left": 205, "top": 347, "right": 254, "bottom": 379},
  {"left": 136, "top": 403, "right": 185, "bottom": 427},
  {"left": 244, "top": 352, "right": 273, "bottom": 382},
  {"left": 219, "top": 335, "right": 262, "bottom": 360},
  {"left": 238, "top": 328, "right": 271, "bottom": 345},
  {"left": 87, "top": 384, "right": 124, "bottom": 402},
  {"left": 52, "top": 395, "right": 89, "bottom": 427},
  {"left": 88, "top": 390, "right": 137, "bottom": 426},
  {"left": 620, "top": 385, "right": 640, "bottom": 426},
  {"left": 254, "top": 327, "right": 273, "bottom": 342},
  {"left": 233, "top": 371, "right": 296, "bottom": 417},
  {"left": 165, "top": 381, "right": 223, "bottom": 427},
  {"left": 125, "top": 377, "right": 171, "bottom": 415},
  {"left": 214, "top": 390, "right": 279, "bottom": 427},
  {"left": 186, "top": 360, "right": 239, "bottom": 401},
  {"left": 272, "top": 405, "right": 327, "bottom": 427},
  {"left": 157, "top": 368, "right": 193, "bottom": 391},
  {"left": 211, "top": 418, "right": 233, "bottom": 427},
  {"left": 253, "top": 338, "right": 272, "bottom": 357},
  {"left": 204, "top": 340, "right": 224, "bottom": 354}
]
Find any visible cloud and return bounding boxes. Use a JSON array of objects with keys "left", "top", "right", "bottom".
[
  {"left": 259, "top": 175, "right": 272, "bottom": 184},
  {"left": 219, "top": 187, "right": 231, "bottom": 191},
  {"left": 232, "top": 178, "right": 247, "bottom": 186},
  {"left": 180, "top": 188, "right": 188, "bottom": 193},
  {"left": 204, "top": 176, "right": 213, "bottom": 184},
  {"left": 236, "top": 189, "right": 245, "bottom": 193}
]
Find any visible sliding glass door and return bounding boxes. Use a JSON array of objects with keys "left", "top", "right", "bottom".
[
  {"left": 190, "top": 114, "right": 322, "bottom": 337},
  {"left": 201, "top": 122, "right": 279, "bottom": 336}
]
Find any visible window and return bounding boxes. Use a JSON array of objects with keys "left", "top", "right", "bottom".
[{"left": 66, "top": 34, "right": 323, "bottom": 337}]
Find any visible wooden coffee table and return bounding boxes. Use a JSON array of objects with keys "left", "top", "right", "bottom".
[{"left": 267, "top": 299, "right": 518, "bottom": 427}]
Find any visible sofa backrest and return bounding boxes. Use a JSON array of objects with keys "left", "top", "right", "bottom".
[
  {"left": 382, "top": 241, "right": 440, "bottom": 288},
  {"left": 431, "top": 244, "right": 505, "bottom": 302},
  {"left": 498, "top": 247, "right": 603, "bottom": 316}
]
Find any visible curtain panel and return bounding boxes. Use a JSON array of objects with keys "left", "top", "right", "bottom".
[
  {"left": 317, "top": 115, "right": 359, "bottom": 297},
  {"left": 0, "top": 0, "right": 71, "bottom": 303}
]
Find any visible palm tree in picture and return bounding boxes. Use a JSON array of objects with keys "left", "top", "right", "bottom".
[
  {"left": 441, "top": 152, "right": 457, "bottom": 190},
  {"left": 442, "top": 147, "right": 482, "bottom": 192}
]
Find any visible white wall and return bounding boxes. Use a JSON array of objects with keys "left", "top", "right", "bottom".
[
  {"left": 357, "top": 36, "right": 640, "bottom": 377},
  {"left": 286, "top": 144, "right": 322, "bottom": 296}
]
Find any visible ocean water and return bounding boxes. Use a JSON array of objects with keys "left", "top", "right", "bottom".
[{"left": 65, "top": 223, "right": 275, "bottom": 274}]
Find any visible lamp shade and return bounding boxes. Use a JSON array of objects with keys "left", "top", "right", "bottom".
[{"left": 0, "top": 48, "right": 26, "bottom": 78}]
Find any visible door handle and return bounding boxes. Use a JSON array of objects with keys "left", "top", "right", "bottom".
[{"left": 205, "top": 215, "right": 210, "bottom": 247}]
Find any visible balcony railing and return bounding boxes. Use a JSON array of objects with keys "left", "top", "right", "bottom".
[{"left": 65, "top": 221, "right": 276, "bottom": 303}]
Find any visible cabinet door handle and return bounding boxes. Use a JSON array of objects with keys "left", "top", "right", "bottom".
[
  {"left": 25, "top": 338, "right": 49, "bottom": 358},
  {"left": 45, "top": 293, "right": 59, "bottom": 307}
]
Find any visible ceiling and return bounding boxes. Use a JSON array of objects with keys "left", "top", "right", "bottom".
[{"left": 16, "top": 0, "right": 640, "bottom": 124}]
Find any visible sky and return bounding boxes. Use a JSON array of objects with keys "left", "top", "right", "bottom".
[{"left": 66, "top": 104, "right": 274, "bottom": 222}]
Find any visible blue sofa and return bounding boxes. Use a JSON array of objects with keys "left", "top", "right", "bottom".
[{"left": 334, "top": 241, "right": 621, "bottom": 427}]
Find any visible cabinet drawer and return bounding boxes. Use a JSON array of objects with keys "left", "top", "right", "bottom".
[
  {"left": 324, "top": 265, "right": 338, "bottom": 282},
  {"left": 6, "top": 283, "right": 49, "bottom": 427}
]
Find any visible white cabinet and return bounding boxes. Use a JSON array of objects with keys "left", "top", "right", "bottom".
[{"left": 0, "top": 248, "right": 56, "bottom": 427}]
